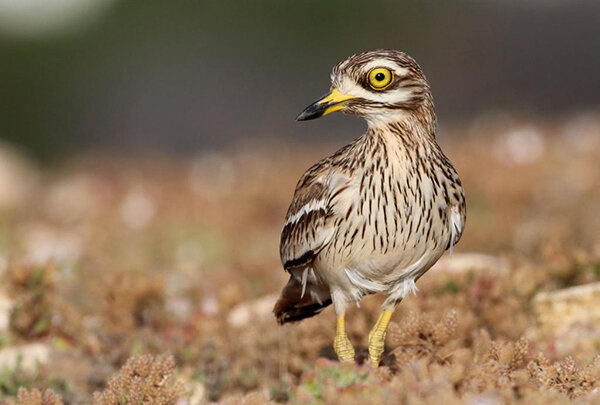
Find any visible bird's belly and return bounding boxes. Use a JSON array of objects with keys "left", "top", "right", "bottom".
[
  {"left": 313, "top": 152, "right": 460, "bottom": 299},
  {"left": 316, "top": 205, "right": 451, "bottom": 292},
  {"left": 343, "top": 230, "right": 446, "bottom": 284},
  {"left": 314, "top": 233, "right": 447, "bottom": 302},
  {"left": 345, "top": 195, "right": 450, "bottom": 270}
]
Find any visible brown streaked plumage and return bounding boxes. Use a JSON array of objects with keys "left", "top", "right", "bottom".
[{"left": 273, "top": 49, "right": 466, "bottom": 366}]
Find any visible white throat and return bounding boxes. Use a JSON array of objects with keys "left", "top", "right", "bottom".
[{"left": 364, "top": 110, "right": 410, "bottom": 131}]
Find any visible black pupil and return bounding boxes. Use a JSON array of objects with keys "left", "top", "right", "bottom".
[{"left": 375, "top": 72, "right": 385, "bottom": 81}]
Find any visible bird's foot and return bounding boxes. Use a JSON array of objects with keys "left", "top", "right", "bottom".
[
  {"left": 367, "top": 310, "right": 393, "bottom": 367},
  {"left": 367, "top": 328, "right": 386, "bottom": 367},
  {"left": 333, "top": 333, "right": 355, "bottom": 362}
]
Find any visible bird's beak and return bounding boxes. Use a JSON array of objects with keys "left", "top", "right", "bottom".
[{"left": 296, "top": 88, "right": 355, "bottom": 121}]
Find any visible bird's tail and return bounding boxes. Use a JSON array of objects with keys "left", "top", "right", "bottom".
[{"left": 273, "top": 275, "right": 331, "bottom": 325}]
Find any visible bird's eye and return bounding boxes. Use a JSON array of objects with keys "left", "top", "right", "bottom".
[{"left": 367, "top": 67, "right": 393, "bottom": 90}]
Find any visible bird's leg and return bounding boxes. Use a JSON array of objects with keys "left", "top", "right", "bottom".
[
  {"left": 368, "top": 310, "right": 393, "bottom": 367},
  {"left": 333, "top": 315, "right": 355, "bottom": 362}
]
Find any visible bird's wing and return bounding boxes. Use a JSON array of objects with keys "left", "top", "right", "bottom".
[
  {"left": 442, "top": 160, "right": 467, "bottom": 253},
  {"left": 280, "top": 159, "right": 349, "bottom": 270}
]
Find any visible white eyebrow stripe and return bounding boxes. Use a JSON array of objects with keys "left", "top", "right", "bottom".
[{"left": 363, "top": 59, "right": 409, "bottom": 77}]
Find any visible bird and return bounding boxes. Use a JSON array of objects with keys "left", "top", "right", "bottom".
[{"left": 273, "top": 49, "right": 466, "bottom": 367}]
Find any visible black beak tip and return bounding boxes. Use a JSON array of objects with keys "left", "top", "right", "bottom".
[
  {"left": 296, "top": 103, "right": 325, "bottom": 122},
  {"left": 296, "top": 111, "right": 314, "bottom": 121}
]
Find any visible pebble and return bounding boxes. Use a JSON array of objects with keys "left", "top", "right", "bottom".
[
  {"left": 227, "top": 294, "right": 278, "bottom": 328},
  {"left": 0, "top": 343, "right": 50, "bottom": 373}
]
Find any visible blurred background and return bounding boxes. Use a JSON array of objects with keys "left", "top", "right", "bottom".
[
  {"left": 0, "top": 0, "right": 599, "bottom": 158},
  {"left": 1, "top": 2, "right": 600, "bottom": 404}
]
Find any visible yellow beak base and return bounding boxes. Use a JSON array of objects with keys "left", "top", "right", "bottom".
[{"left": 296, "top": 89, "right": 355, "bottom": 121}]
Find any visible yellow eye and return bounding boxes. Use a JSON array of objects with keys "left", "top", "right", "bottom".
[{"left": 367, "top": 67, "right": 393, "bottom": 90}]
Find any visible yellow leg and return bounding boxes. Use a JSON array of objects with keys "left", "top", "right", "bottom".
[
  {"left": 333, "top": 315, "right": 355, "bottom": 362},
  {"left": 368, "top": 310, "right": 393, "bottom": 367}
]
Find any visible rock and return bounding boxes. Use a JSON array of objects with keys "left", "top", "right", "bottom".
[
  {"left": 189, "top": 153, "right": 236, "bottom": 199},
  {"left": 0, "top": 343, "right": 50, "bottom": 373},
  {"left": 200, "top": 296, "right": 218, "bottom": 316},
  {"left": 44, "top": 174, "right": 98, "bottom": 224},
  {"left": 466, "top": 394, "right": 502, "bottom": 405},
  {"left": 493, "top": 126, "right": 545, "bottom": 165},
  {"left": 560, "top": 114, "right": 600, "bottom": 153},
  {"left": 430, "top": 253, "right": 508, "bottom": 275},
  {"left": 119, "top": 188, "right": 156, "bottom": 230},
  {"left": 165, "top": 297, "right": 193, "bottom": 321},
  {"left": 19, "top": 224, "right": 82, "bottom": 265},
  {"left": 0, "top": 292, "right": 11, "bottom": 332},
  {"left": 530, "top": 282, "right": 600, "bottom": 357},
  {"left": 186, "top": 381, "right": 207, "bottom": 405},
  {"left": 177, "top": 368, "right": 207, "bottom": 405},
  {"left": 0, "top": 143, "right": 37, "bottom": 211},
  {"left": 227, "top": 294, "right": 278, "bottom": 328}
]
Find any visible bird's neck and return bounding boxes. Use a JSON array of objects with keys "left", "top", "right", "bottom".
[{"left": 365, "top": 102, "right": 438, "bottom": 147}]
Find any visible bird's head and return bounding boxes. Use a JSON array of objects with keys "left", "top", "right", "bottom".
[{"left": 296, "top": 50, "right": 433, "bottom": 128}]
